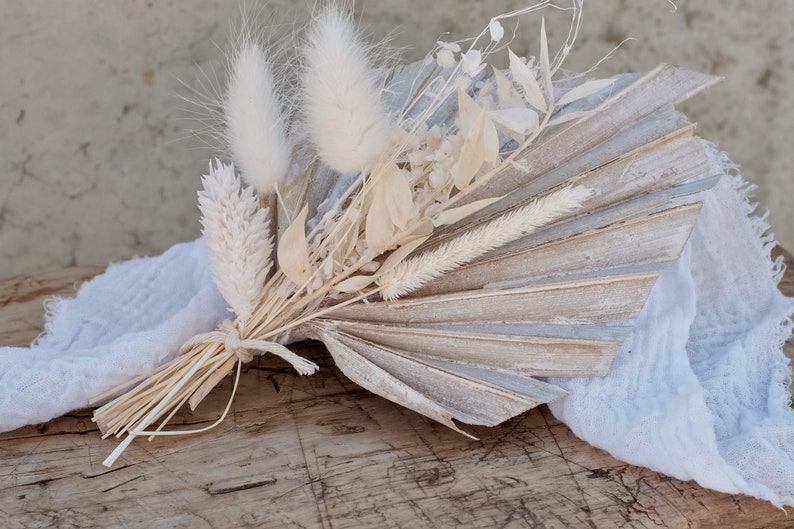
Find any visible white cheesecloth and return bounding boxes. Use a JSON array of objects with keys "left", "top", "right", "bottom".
[
  {"left": 1, "top": 144, "right": 792, "bottom": 506},
  {"left": 549, "top": 146, "right": 794, "bottom": 507},
  {"left": 0, "top": 239, "right": 229, "bottom": 431}
]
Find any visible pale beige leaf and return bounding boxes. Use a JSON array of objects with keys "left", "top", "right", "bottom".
[
  {"left": 482, "top": 115, "right": 500, "bottom": 166},
  {"left": 488, "top": 108, "right": 540, "bottom": 137},
  {"left": 457, "top": 88, "right": 482, "bottom": 135},
  {"left": 492, "top": 67, "right": 525, "bottom": 109},
  {"left": 404, "top": 219, "right": 435, "bottom": 238},
  {"left": 334, "top": 274, "right": 377, "bottom": 293},
  {"left": 341, "top": 221, "right": 360, "bottom": 258},
  {"left": 452, "top": 111, "right": 486, "bottom": 190},
  {"left": 432, "top": 196, "right": 503, "bottom": 227},
  {"left": 457, "top": 88, "right": 497, "bottom": 168},
  {"left": 556, "top": 78, "right": 617, "bottom": 107},
  {"left": 539, "top": 18, "right": 553, "bottom": 99},
  {"left": 377, "top": 235, "right": 431, "bottom": 276},
  {"left": 548, "top": 110, "right": 590, "bottom": 127},
  {"left": 381, "top": 162, "right": 414, "bottom": 230},
  {"left": 277, "top": 205, "right": 312, "bottom": 285},
  {"left": 365, "top": 180, "right": 395, "bottom": 254},
  {"left": 508, "top": 49, "right": 545, "bottom": 111},
  {"left": 389, "top": 220, "right": 433, "bottom": 251}
]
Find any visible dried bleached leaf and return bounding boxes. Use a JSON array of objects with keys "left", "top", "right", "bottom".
[
  {"left": 334, "top": 274, "right": 377, "bottom": 293},
  {"left": 548, "top": 110, "right": 589, "bottom": 127},
  {"left": 489, "top": 108, "right": 540, "bottom": 137},
  {"left": 457, "top": 88, "right": 482, "bottom": 135},
  {"left": 556, "top": 78, "right": 617, "bottom": 107},
  {"left": 493, "top": 67, "right": 526, "bottom": 110},
  {"left": 539, "top": 18, "right": 553, "bottom": 99},
  {"left": 432, "top": 196, "right": 503, "bottom": 227},
  {"left": 508, "top": 49, "right": 546, "bottom": 111},
  {"left": 482, "top": 114, "right": 500, "bottom": 166},
  {"left": 452, "top": 89, "right": 490, "bottom": 189},
  {"left": 277, "top": 205, "right": 312, "bottom": 286},
  {"left": 397, "top": 219, "right": 434, "bottom": 242},
  {"left": 378, "top": 235, "right": 432, "bottom": 276},
  {"left": 452, "top": 110, "right": 486, "bottom": 190},
  {"left": 381, "top": 162, "right": 414, "bottom": 231},
  {"left": 365, "top": 177, "right": 396, "bottom": 255}
]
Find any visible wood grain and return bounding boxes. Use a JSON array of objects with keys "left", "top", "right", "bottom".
[
  {"left": 1, "top": 252, "right": 793, "bottom": 529},
  {"left": 0, "top": 266, "right": 104, "bottom": 347}
]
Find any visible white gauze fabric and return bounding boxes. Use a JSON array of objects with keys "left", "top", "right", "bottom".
[
  {"left": 549, "top": 144, "right": 794, "bottom": 507},
  {"left": 0, "top": 239, "right": 229, "bottom": 431},
  {"left": 0, "top": 144, "right": 792, "bottom": 506}
]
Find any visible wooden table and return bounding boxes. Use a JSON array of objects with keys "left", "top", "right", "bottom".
[{"left": 2, "top": 252, "right": 793, "bottom": 529}]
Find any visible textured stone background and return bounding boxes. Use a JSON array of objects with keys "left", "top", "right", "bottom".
[{"left": 1, "top": 1, "right": 792, "bottom": 278}]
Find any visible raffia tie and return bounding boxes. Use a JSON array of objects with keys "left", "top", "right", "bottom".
[{"left": 179, "top": 319, "right": 318, "bottom": 375}]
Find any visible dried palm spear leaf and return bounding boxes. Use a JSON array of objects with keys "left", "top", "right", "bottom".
[{"left": 92, "top": 3, "right": 719, "bottom": 466}]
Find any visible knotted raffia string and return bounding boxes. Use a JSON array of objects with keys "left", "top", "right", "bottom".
[
  {"left": 181, "top": 319, "right": 318, "bottom": 374},
  {"left": 96, "top": 320, "right": 317, "bottom": 466}
]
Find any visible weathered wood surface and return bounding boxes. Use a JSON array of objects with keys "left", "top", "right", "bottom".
[{"left": 1, "top": 251, "right": 793, "bottom": 529}]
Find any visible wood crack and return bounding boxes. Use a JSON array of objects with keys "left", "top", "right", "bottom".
[{"left": 206, "top": 476, "right": 277, "bottom": 496}]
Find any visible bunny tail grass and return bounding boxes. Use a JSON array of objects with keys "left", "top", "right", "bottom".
[
  {"left": 224, "top": 41, "right": 291, "bottom": 193},
  {"left": 302, "top": 4, "right": 391, "bottom": 173}
]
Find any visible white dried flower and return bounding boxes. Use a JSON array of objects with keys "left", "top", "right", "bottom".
[
  {"left": 489, "top": 19, "right": 505, "bottom": 43},
  {"left": 461, "top": 49, "right": 484, "bottom": 76},
  {"left": 436, "top": 49, "right": 456, "bottom": 69},
  {"left": 198, "top": 160, "right": 274, "bottom": 320},
  {"left": 224, "top": 42, "right": 291, "bottom": 194},
  {"left": 302, "top": 4, "right": 390, "bottom": 173},
  {"left": 436, "top": 40, "right": 461, "bottom": 53}
]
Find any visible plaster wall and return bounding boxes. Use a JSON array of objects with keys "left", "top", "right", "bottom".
[{"left": 1, "top": 1, "right": 792, "bottom": 277}]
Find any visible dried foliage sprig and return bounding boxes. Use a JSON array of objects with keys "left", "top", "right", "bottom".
[
  {"left": 377, "top": 186, "right": 592, "bottom": 301},
  {"left": 91, "top": 1, "right": 664, "bottom": 466}
]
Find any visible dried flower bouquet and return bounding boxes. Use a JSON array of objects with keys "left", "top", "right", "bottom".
[{"left": 93, "top": 2, "right": 719, "bottom": 466}]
